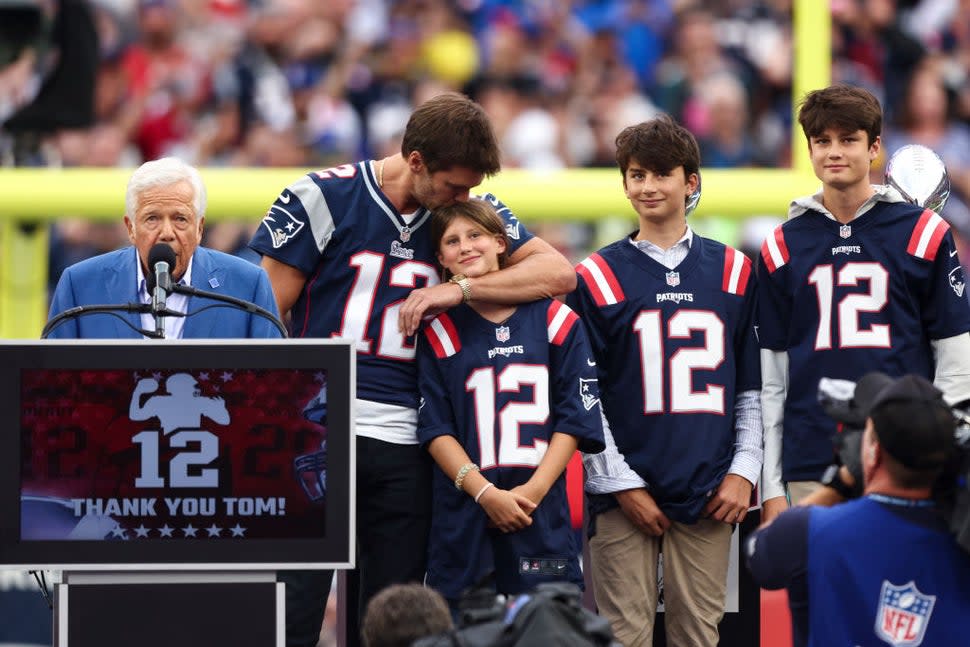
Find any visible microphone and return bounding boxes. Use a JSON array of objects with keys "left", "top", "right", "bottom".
[{"left": 147, "top": 243, "right": 176, "bottom": 337}]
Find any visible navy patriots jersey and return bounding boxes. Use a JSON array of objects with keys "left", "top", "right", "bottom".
[
  {"left": 758, "top": 202, "right": 970, "bottom": 481},
  {"left": 568, "top": 235, "right": 760, "bottom": 523},
  {"left": 416, "top": 299, "right": 605, "bottom": 598},
  {"left": 249, "top": 161, "right": 533, "bottom": 408}
]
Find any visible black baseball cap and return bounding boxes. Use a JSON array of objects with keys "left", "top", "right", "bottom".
[{"left": 854, "top": 372, "right": 956, "bottom": 470}]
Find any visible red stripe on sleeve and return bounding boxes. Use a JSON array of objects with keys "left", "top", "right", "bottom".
[
  {"left": 736, "top": 254, "right": 752, "bottom": 295},
  {"left": 438, "top": 313, "right": 461, "bottom": 354},
  {"left": 575, "top": 262, "right": 606, "bottom": 305},
  {"left": 907, "top": 209, "right": 935, "bottom": 256},
  {"left": 923, "top": 216, "right": 950, "bottom": 261},
  {"left": 548, "top": 301, "right": 579, "bottom": 346},
  {"left": 760, "top": 242, "right": 776, "bottom": 273},
  {"left": 722, "top": 249, "right": 733, "bottom": 293}
]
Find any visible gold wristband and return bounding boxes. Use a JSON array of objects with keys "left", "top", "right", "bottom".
[
  {"left": 449, "top": 274, "right": 472, "bottom": 303},
  {"left": 454, "top": 462, "right": 479, "bottom": 491}
]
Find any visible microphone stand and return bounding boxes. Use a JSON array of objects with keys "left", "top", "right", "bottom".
[
  {"left": 170, "top": 284, "right": 289, "bottom": 338},
  {"left": 151, "top": 260, "right": 173, "bottom": 338},
  {"left": 41, "top": 303, "right": 184, "bottom": 339}
]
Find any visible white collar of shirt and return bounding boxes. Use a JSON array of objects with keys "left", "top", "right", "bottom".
[
  {"left": 137, "top": 250, "right": 194, "bottom": 339},
  {"left": 629, "top": 227, "right": 693, "bottom": 270},
  {"left": 787, "top": 183, "right": 907, "bottom": 221}
]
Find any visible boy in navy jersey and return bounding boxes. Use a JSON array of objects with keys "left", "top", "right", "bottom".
[
  {"left": 248, "top": 93, "right": 575, "bottom": 647},
  {"left": 417, "top": 199, "right": 605, "bottom": 606},
  {"left": 746, "top": 372, "right": 970, "bottom": 647},
  {"left": 567, "top": 115, "right": 762, "bottom": 647},
  {"left": 758, "top": 84, "right": 970, "bottom": 523}
]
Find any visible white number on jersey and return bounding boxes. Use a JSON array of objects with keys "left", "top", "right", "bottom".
[
  {"left": 313, "top": 164, "right": 357, "bottom": 179},
  {"left": 633, "top": 309, "right": 726, "bottom": 414},
  {"left": 808, "top": 262, "right": 890, "bottom": 350},
  {"left": 466, "top": 364, "right": 550, "bottom": 469},
  {"left": 337, "top": 252, "right": 438, "bottom": 358}
]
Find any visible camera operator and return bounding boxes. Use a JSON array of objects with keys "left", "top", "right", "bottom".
[{"left": 745, "top": 372, "right": 970, "bottom": 647}]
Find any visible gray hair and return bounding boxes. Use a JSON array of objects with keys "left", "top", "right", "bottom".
[{"left": 125, "top": 157, "right": 206, "bottom": 219}]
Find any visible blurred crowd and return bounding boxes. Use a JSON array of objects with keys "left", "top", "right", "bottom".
[{"left": 0, "top": 0, "right": 968, "bottom": 292}]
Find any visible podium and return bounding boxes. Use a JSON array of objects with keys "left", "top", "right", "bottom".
[
  {"left": 0, "top": 340, "right": 355, "bottom": 647},
  {"left": 56, "top": 571, "right": 282, "bottom": 647}
]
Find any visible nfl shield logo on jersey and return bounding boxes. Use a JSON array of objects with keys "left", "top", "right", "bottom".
[
  {"left": 666, "top": 271, "right": 680, "bottom": 287},
  {"left": 839, "top": 224, "right": 852, "bottom": 239},
  {"left": 495, "top": 325, "right": 511, "bottom": 342},
  {"left": 875, "top": 580, "right": 936, "bottom": 646}
]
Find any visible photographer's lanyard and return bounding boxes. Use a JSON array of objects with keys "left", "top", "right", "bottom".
[{"left": 867, "top": 493, "right": 936, "bottom": 509}]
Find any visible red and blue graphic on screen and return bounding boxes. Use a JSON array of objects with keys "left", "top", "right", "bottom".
[{"left": 20, "top": 368, "right": 329, "bottom": 541}]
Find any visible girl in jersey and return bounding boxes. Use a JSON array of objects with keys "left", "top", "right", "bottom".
[{"left": 416, "top": 198, "right": 604, "bottom": 607}]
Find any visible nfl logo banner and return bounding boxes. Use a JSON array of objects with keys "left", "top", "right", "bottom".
[
  {"left": 495, "top": 325, "right": 510, "bottom": 342},
  {"left": 666, "top": 271, "right": 680, "bottom": 287},
  {"left": 875, "top": 581, "right": 936, "bottom": 646},
  {"left": 840, "top": 224, "right": 852, "bottom": 239}
]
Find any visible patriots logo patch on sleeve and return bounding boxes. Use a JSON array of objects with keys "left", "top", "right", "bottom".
[
  {"left": 579, "top": 377, "right": 600, "bottom": 411},
  {"left": 949, "top": 266, "right": 965, "bottom": 298},
  {"left": 262, "top": 203, "right": 306, "bottom": 249}
]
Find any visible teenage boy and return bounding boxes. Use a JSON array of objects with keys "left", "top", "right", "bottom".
[
  {"left": 568, "top": 115, "right": 762, "bottom": 647},
  {"left": 758, "top": 84, "right": 970, "bottom": 522}
]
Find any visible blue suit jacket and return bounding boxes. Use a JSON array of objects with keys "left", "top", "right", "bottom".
[{"left": 47, "top": 246, "right": 282, "bottom": 339}]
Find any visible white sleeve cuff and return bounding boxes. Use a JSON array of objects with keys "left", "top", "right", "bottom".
[
  {"left": 932, "top": 333, "right": 970, "bottom": 405},
  {"left": 582, "top": 409, "right": 647, "bottom": 493}
]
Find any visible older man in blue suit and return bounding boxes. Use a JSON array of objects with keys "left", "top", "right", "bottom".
[{"left": 48, "top": 157, "right": 280, "bottom": 339}]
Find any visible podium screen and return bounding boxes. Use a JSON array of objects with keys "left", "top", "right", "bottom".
[{"left": 0, "top": 340, "right": 354, "bottom": 570}]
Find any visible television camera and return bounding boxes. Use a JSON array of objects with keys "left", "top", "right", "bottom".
[{"left": 817, "top": 377, "right": 970, "bottom": 555}]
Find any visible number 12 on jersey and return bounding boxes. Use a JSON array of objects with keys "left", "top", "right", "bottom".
[
  {"left": 466, "top": 365, "right": 550, "bottom": 469},
  {"left": 808, "top": 262, "right": 890, "bottom": 350},
  {"left": 633, "top": 309, "right": 726, "bottom": 415}
]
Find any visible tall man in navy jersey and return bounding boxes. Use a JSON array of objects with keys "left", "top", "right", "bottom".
[
  {"left": 746, "top": 372, "right": 970, "bottom": 647},
  {"left": 248, "top": 92, "right": 575, "bottom": 647},
  {"left": 758, "top": 84, "right": 970, "bottom": 523},
  {"left": 568, "top": 115, "right": 762, "bottom": 647}
]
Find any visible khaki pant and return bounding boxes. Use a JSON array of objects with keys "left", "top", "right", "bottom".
[
  {"left": 588, "top": 508, "right": 733, "bottom": 647},
  {"left": 786, "top": 480, "right": 823, "bottom": 505}
]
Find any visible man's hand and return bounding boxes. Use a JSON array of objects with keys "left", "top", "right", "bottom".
[
  {"left": 704, "top": 473, "right": 754, "bottom": 524},
  {"left": 615, "top": 488, "right": 671, "bottom": 537},
  {"left": 398, "top": 282, "right": 462, "bottom": 337},
  {"left": 760, "top": 495, "right": 789, "bottom": 525}
]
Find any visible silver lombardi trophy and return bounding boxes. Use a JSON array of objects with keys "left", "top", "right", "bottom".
[{"left": 885, "top": 144, "right": 951, "bottom": 212}]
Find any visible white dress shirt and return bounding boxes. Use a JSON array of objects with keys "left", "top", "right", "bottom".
[{"left": 136, "top": 254, "right": 194, "bottom": 340}]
